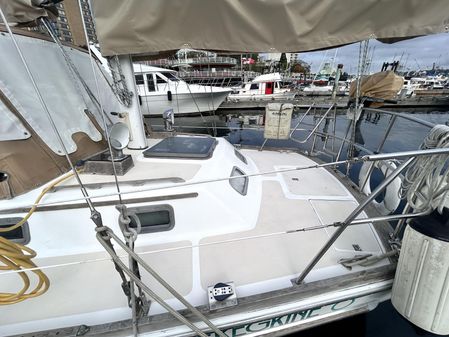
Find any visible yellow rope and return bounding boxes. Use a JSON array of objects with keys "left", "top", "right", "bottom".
[{"left": 0, "top": 171, "right": 75, "bottom": 305}]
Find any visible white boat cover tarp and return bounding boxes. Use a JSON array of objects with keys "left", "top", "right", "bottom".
[{"left": 87, "top": 0, "right": 449, "bottom": 56}]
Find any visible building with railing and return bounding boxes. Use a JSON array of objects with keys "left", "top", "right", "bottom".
[
  {"left": 145, "top": 57, "right": 238, "bottom": 69},
  {"left": 143, "top": 51, "right": 258, "bottom": 87}
]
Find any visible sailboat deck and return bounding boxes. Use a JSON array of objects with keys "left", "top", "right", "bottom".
[
  {"left": 199, "top": 149, "right": 387, "bottom": 293},
  {"left": 1, "top": 138, "right": 393, "bottom": 337}
]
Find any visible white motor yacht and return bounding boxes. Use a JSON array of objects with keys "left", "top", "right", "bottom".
[
  {"left": 134, "top": 65, "right": 231, "bottom": 116},
  {"left": 228, "top": 73, "right": 295, "bottom": 102}
]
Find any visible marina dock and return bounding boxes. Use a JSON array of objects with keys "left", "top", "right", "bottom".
[{"left": 219, "top": 93, "right": 449, "bottom": 113}]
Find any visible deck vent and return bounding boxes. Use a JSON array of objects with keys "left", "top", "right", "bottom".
[{"left": 207, "top": 282, "right": 238, "bottom": 310}]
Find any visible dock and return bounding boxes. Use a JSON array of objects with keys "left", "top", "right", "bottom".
[{"left": 218, "top": 94, "right": 449, "bottom": 113}]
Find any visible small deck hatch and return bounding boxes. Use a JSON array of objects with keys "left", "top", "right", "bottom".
[{"left": 143, "top": 136, "right": 217, "bottom": 159}]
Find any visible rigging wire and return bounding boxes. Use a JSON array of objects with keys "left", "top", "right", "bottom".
[
  {"left": 76, "top": 0, "right": 122, "bottom": 204},
  {"left": 39, "top": 18, "right": 113, "bottom": 126},
  {"left": 0, "top": 158, "right": 354, "bottom": 211},
  {"left": 77, "top": 4, "right": 149, "bottom": 332},
  {"left": 0, "top": 210, "right": 394, "bottom": 277}
]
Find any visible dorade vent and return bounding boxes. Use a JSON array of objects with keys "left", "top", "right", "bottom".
[{"left": 143, "top": 136, "right": 217, "bottom": 159}]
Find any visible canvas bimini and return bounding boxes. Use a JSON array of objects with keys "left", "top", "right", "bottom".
[{"left": 1, "top": 1, "right": 449, "bottom": 337}]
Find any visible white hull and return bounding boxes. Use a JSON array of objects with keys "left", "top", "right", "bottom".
[
  {"left": 140, "top": 90, "right": 230, "bottom": 116},
  {"left": 228, "top": 91, "right": 296, "bottom": 102}
]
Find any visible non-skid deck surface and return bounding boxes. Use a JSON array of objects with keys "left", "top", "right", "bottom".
[{"left": 199, "top": 150, "right": 385, "bottom": 289}]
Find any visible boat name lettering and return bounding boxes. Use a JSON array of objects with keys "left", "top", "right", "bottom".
[{"left": 206, "top": 298, "right": 356, "bottom": 337}]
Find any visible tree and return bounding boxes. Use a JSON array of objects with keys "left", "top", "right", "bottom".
[{"left": 279, "top": 53, "right": 288, "bottom": 72}]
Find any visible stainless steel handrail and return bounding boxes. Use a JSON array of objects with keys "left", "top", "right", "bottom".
[{"left": 290, "top": 104, "right": 334, "bottom": 144}]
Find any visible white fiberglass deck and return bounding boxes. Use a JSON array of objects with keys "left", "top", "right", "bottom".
[
  {"left": 199, "top": 149, "right": 386, "bottom": 293},
  {"left": 0, "top": 137, "right": 388, "bottom": 336}
]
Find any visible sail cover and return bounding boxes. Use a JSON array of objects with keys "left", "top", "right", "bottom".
[
  {"left": 90, "top": 0, "right": 449, "bottom": 57},
  {"left": 0, "top": 0, "right": 57, "bottom": 26}
]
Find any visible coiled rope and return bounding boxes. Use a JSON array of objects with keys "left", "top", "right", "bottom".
[
  {"left": 0, "top": 171, "right": 74, "bottom": 305},
  {"left": 400, "top": 124, "right": 449, "bottom": 213}
]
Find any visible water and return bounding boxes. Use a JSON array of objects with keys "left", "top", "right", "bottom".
[{"left": 148, "top": 110, "right": 449, "bottom": 337}]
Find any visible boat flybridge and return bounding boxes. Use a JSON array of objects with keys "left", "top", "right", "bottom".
[
  {"left": 2, "top": 1, "right": 449, "bottom": 337},
  {"left": 133, "top": 64, "right": 232, "bottom": 117},
  {"left": 228, "top": 73, "right": 295, "bottom": 102}
]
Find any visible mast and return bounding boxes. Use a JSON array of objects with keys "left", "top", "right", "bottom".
[{"left": 117, "top": 55, "right": 147, "bottom": 149}]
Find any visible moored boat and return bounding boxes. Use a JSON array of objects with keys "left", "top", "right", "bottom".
[
  {"left": 133, "top": 64, "right": 232, "bottom": 117},
  {"left": 228, "top": 73, "right": 295, "bottom": 102}
]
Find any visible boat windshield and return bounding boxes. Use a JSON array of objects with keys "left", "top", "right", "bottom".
[{"left": 162, "top": 72, "right": 180, "bottom": 82}]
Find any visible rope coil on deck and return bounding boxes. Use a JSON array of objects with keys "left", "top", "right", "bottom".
[
  {"left": 0, "top": 171, "right": 74, "bottom": 305},
  {"left": 400, "top": 124, "right": 449, "bottom": 213}
]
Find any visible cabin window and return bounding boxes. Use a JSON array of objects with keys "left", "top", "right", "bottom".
[
  {"left": 156, "top": 74, "right": 167, "bottom": 84},
  {"left": 0, "top": 218, "right": 30, "bottom": 244},
  {"left": 275, "top": 82, "right": 280, "bottom": 89},
  {"left": 229, "top": 167, "right": 248, "bottom": 196},
  {"left": 250, "top": 83, "right": 259, "bottom": 90},
  {"left": 234, "top": 149, "right": 247, "bottom": 164},
  {"left": 162, "top": 72, "right": 180, "bottom": 82},
  {"left": 146, "top": 74, "right": 156, "bottom": 92},
  {"left": 127, "top": 205, "right": 175, "bottom": 234},
  {"left": 135, "top": 74, "right": 144, "bottom": 85}
]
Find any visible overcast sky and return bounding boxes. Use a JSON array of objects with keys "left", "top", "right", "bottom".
[{"left": 298, "top": 33, "right": 449, "bottom": 74}]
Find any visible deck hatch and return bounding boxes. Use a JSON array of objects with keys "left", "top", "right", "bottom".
[{"left": 143, "top": 136, "right": 217, "bottom": 159}]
